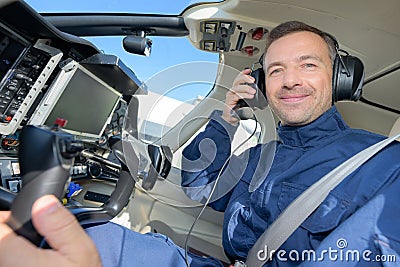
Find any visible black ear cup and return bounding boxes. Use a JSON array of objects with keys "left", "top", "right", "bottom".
[
  {"left": 235, "top": 68, "right": 267, "bottom": 110},
  {"left": 251, "top": 68, "right": 266, "bottom": 100},
  {"left": 332, "top": 54, "right": 365, "bottom": 102}
]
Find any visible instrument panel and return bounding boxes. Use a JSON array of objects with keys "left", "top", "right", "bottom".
[{"left": 0, "top": 36, "right": 63, "bottom": 135}]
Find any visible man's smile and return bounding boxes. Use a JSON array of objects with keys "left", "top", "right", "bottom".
[{"left": 279, "top": 92, "right": 312, "bottom": 104}]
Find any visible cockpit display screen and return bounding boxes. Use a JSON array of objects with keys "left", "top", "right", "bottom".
[
  {"left": 0, "top": 32, "right": 27, "bottom": 83},
  {"left": 45, "top": 66, "right": 121, "bottom": 139}
]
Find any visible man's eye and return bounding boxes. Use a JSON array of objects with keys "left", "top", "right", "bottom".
[
  {"left": 269, "top": 68, "right": 282, "bottom": 76},
  {"left": 304, "top": 63, "right": 317, "bottom": 69}
]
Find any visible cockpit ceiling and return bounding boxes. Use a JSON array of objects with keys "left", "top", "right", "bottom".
[
  {"left": 186, "top": 0, "right": 400, "bottom": 76},
  {"left": 363, "top": 68, "right": 400, "bottom": 111}
]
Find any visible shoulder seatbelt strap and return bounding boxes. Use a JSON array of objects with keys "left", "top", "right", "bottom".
[{"left": 245, "top": 133, "right": 400, "bottom": 267}]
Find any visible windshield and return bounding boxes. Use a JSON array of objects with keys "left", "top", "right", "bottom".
[
  {"left": 25, "top": 0, "right": 221, "bottom": 99},
  {"left": 25, "top": 0, "right": 223, "bottom": 15}
]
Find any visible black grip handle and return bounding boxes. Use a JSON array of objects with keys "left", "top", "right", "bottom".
[
  {"left": 71, "top": 139, "right": 137, "bottom": 226},
  {"left": 7, "top": 166, "right": 71, "bottom": 246},
  {"left": 70, "top": 170, "right": 135, "bottom": 226},
  {"left": 6, "top": 125, "right": 75, "bottom": 247}
]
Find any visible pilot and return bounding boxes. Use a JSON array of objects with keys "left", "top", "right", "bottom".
[
  {"left": 181, "top": 21, "right": 400, "bottom": 266},
  {"left": 0, "top": 21, "right": 399, "bottom": 267}
]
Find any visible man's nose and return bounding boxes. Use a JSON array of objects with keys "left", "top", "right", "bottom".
[{"left": 282, "top": 68, "right": 302, "bottom": 89}]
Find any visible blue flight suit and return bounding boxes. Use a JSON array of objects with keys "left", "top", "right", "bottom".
[
  {"left": 181, "top": 106, "right": 400, "bottom": 266},
  {"left": 298, "top": 176, "right": 400, "bottom": 266},
  {"left": 86, "top": 106, "right": 400, "bottom": 266},
  {"left": 86, "top": 224, "right": 224, "bottom": 267}
]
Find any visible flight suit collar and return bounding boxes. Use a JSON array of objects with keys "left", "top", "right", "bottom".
[{"left": 277, "top": 106, "right": 349, "bottom": 147}]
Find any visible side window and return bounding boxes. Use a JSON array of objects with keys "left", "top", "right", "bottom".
[
  {"left": 135, "top": 90, "right": 204, "bottom": 143},
  {"left": 134, "top": 60, "right": 219, "bottom": 143}
]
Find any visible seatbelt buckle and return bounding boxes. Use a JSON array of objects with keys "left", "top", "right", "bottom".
[{"left": 230, "top": 260, "right": 247, "bottom": 267}]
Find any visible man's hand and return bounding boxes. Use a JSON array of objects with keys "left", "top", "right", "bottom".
[
  {"left": 222, "top": 68, "right": 256, "bottom": 124},
  {"left": 0, "top": 195, "right": 101, "bottom": 267}
]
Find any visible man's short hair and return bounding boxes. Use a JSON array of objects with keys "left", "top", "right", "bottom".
[{"left": 265, "top": 21, "right": 337, "bottom": 65}]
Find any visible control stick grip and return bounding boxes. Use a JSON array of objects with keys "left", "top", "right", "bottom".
[
  {"left": 7, "top": 166, "right": 71, "bottom": 246},
  {"left": 6, "top": 125, "right": 76, "bottom": 247}
]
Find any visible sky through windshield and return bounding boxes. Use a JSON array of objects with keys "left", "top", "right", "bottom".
[
  {"left": 24, "top": 0, "right": 221, "bottom": 101},
  {"left": 25, "top": 0, "right": 223, "bottom": 15}
]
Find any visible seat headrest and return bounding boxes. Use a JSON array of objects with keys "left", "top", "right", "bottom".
[{"left": 389, "top": 116, "right": 400, "bottom": 141}]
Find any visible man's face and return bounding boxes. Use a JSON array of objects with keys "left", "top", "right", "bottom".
[{"left": 264, "top": 31, "right": 333, "bottom": 126}]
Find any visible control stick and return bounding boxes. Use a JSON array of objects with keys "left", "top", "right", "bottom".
[
  {"left": 3, "top": 125, "right": 172, "bottom": 246},
  {"left": 6, "top": 125, "right": 81, "bottom": 247}
]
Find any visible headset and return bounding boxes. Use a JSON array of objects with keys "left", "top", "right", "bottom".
[
  {"left": 330, "top": 36, "right": 365, "bottom": 102},
  {"left": 247, "top": 32, "right": 365, "bottom": 105}
]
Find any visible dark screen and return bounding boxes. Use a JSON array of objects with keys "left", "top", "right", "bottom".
[
  {"left": 45, "top": 67, "right": 121, "bottom": 137},
  {"left": 0, "top": 33, "right": 26, "bottom": 81}
]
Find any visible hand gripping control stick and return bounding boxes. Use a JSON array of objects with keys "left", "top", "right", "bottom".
[{"left": 6, "top": 125, "right": 80, "bottom": 247}]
